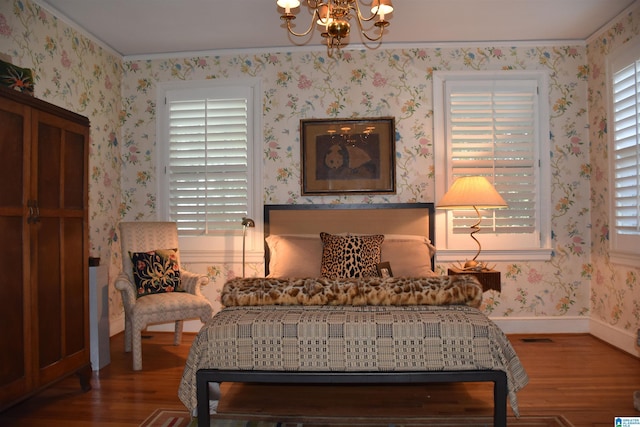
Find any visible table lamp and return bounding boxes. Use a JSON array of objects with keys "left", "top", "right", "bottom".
[{"left": 437, "top": 176, "right": 507, "bottom": 270}]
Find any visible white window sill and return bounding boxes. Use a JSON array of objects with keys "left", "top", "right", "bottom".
[
  {"left": 179, "top": 248, "right": 264, "bottom": 265},
  {"left": 610, "top": 251, "right": 640, "bottom": 268},
  {"left": 436, "top": 248, "right": 552, "bottom": 263}
]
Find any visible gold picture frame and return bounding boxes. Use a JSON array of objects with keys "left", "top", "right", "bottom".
[{"left": 301, "top": 117, "right": 396, "bottom": 195}]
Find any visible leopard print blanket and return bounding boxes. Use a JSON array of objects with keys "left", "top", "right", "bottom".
[{"left": 221, "top": 275, "right": 482, "bottom": 308}]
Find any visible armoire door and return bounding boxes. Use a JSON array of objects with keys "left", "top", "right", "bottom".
[
  {"left": 32, "top": 109, "right": 90, "bottom": 388},
  {"left": 0, "top": 94, "right": 32, "bottom": 407}
]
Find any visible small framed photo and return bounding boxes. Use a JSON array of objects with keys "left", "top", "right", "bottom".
[
  {"left": 376, "top": 261, "right": 393, "bottom": 278},
  {"left": 300, "top": 117, "right": 396, "bottom": 195}
]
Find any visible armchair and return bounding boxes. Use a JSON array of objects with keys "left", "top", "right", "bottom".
[{"left": 115, "top": 221, "right": 213, "bottom": 370}]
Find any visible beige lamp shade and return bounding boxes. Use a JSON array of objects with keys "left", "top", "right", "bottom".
[
  {"left": 437, "top": 176, "right": 507, "bottom": 270},
  {"left": 437, "top": 176, "right": 507, "bottom": 209}
]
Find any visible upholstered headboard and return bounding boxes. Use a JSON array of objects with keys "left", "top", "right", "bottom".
[{"left": 263, "top": 203, "right": 435, "bottom": 276}]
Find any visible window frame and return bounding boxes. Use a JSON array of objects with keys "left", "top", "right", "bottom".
[
  {"left": 608, "top": 37, "right": 640, "bottom": 267},
  {"left": 433, "top": 70, "right": 552, "bottom": 263},
  {"left": 156, "top": 78, "right": 263, "bottom": 264}
]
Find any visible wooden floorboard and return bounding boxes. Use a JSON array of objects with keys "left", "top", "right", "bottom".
[{"left": 0, "top": 332, "right": 639, "bottom": 426}]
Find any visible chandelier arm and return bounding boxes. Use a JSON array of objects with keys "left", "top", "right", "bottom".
[
  {"left": 351, "top": 0, "right": 380, "bottom": 23},
  {"left": 281, "top": 9, "right": 320, "bottom": 38},
  {"left": 360, "top": 25, "right": 385, "bottom": 42},
  {"left": 350, "top": 0, "right": 387, "bottom": 42}
]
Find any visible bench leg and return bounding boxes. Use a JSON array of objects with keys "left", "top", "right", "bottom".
[
  {"left": 493, "top": 372, "right": 507, "bottom": 427},
  {"left": 196, "top": 372, "right": 210, "bottom": 427}
]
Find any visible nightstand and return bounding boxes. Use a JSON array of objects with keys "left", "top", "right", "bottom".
[{"left": 448, "top": 267, "right": 501, "bottom": 292}]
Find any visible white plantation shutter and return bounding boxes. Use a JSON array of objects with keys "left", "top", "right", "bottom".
[
  {"left": 613, "top": 62, "right": 640, "bottom": 235},
  {"left": 434, "top": 71, "right": 551, "bottom": 259},
  {"left": 446, "top": 80, "right": 538, "bottom": 236},
  {"left": 160, "top": 84, "right": 257, "bottom": 237},
  {"left": 610, "top": 40, "right": 640, "bottom": 263}
]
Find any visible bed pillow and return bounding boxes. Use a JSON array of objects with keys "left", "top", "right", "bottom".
[
  {"left": 320, "top": 232, "right": 384, "bottom": 279},
  {"left": 264, "top": 233, "right": 437, "bottom": 278},
  {"left": 129, "top": 248, "right": 183, "bottom": 297},
  {"left": 265, "top": 234, "right": 322, "bottom": 278},
  {"left": 381, "top": 235, "right": 437, "bottom": 277}
]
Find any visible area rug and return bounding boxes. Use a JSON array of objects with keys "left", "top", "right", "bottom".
[{"left": 140, "top": 409, "right": 575, "bottom": 427}]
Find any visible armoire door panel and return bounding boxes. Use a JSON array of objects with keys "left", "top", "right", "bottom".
[
  {"left": 0, "top": 217, "right": 28, "bottom": 387},
  {"left": 36, "top": 122, "right": 62, "bottom": 211},
  {"left": 36, "top": 217, "right": 62, "bottom": 369},
  {"left": 0, "top": 101, "right": 27, "bottom": 210},
  {"left": 63, "top": 130, "right": 85, "bottom": 210},
  {"left": 64, "top": 218, "right": 86, "bottom": 355}
]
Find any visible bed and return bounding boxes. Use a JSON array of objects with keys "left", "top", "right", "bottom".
[{"left": 178, "top": 203, "right": 529, "bottom": 427}]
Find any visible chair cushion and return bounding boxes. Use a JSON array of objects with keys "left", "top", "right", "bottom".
[
  {"left": 129, "top": 248, "right": 184, "bottom": 297},
  {"left": 132, "top": 292, "right": 211, "bottom": 316}
]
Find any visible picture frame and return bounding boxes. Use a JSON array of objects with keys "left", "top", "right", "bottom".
[
  {"left": 376, "top": 262, "right": 393, "bottom": 278},
  {"left": 300, "top": 117, "right": 396, "bottom": 195}
]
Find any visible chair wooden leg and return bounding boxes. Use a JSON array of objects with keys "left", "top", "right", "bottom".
[{"left": 174, "top": 320, "right": 184, "bottom": 346}]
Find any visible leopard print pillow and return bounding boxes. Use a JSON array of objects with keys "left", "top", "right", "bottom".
[{"left": 320, "top": 232, "right": 384, "bottom": 278}]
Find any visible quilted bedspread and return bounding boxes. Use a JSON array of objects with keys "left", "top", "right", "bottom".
[{"left": 178, "top": 301, "right": 529, "bottom": 416}]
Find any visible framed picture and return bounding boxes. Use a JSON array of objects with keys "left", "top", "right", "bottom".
[
  {"left": 376, "top": 262, "right": 393, "bottom": 278},
  {"left": 301, "top": 117, "right": 396, "bottom": 195}
]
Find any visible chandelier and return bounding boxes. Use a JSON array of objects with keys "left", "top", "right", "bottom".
[{"left": 276, "top": 0, "right": 394, "bottom": 56}]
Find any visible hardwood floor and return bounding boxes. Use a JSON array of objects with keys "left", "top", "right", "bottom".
[{"left": 0, "top": 332, "right": 638, "bottom": 426}]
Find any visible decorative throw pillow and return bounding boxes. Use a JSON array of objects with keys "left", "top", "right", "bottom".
[
  {"left": 0, "top": 59, "right": 34, "bottom": 95},
  {"left": 320, "top": 232, "right": 384, "bottom": 279},
  {"left": 129, "top": 248, "right": 183, "bottom": 297}
]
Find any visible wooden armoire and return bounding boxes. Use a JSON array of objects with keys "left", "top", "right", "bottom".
[{"left": 0, "top": 86, "right": 91, "bottom": 411}]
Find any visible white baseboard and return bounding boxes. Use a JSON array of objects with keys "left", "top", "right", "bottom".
[
  {"left": 490, "top": 315, "right": 590, "bottom": 334},
  {"left": 491, "top": 315, "right": 640, "bottom": 357},
  {"left": 589, "top": 317, "right": 640, "bottom": 357}
]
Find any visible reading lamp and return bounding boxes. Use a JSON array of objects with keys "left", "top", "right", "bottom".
[
  {"left": 241, "top": 217, "right": 255, "bottom": 277},
  {"left": 437, "top": 176, "right": 507, "bottom": 271}
]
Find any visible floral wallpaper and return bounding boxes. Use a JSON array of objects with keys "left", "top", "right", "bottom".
[
  {"left": 1, "top": 0, "right": 639, "bottom": 353},
  {"left": 587, "top": 8, "right": 640, "bottom": 335},
  {"left": 120, "top": 47, "right": 595, "bottom": 320}
]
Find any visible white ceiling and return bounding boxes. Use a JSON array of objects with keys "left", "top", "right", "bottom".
[{"left": 34, "top": 0, "right": 637, "bottom": 57}]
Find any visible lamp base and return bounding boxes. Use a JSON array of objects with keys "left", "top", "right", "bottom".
[
  {"left": 454, "top": 259, "right": 496, "bottom": 272},
  {"left": 463, "top": 259, "right": 481, "bottom": 270}
]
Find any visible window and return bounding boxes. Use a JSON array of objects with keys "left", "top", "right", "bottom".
[
  {"left": 609, "top": 38, "right": 640, "bottom": 266},
  {"left": 157, "top": 79, "right": 262, "bottom": 262},
  {"left": 434, "top": 71, "right": 551, "bottom": 262}
]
